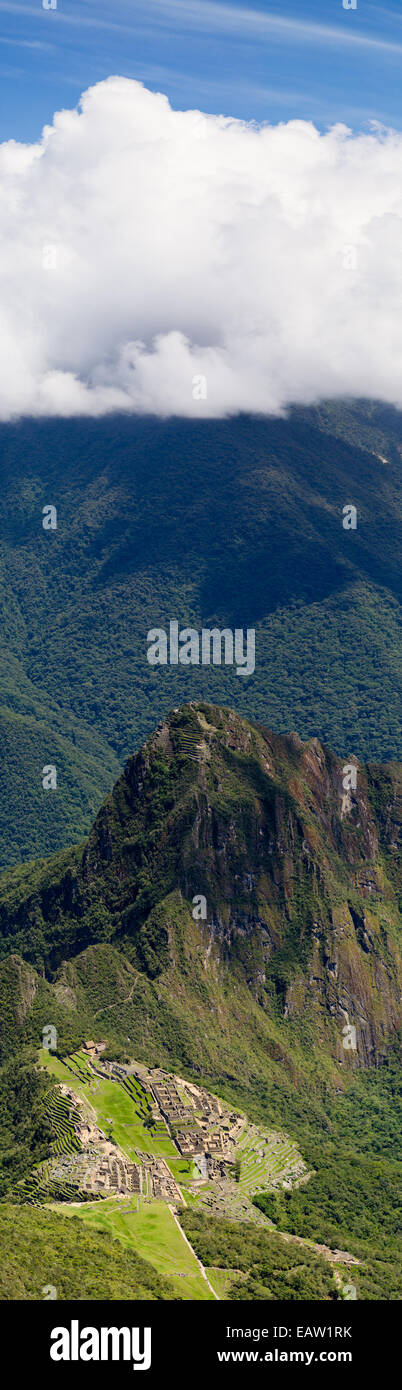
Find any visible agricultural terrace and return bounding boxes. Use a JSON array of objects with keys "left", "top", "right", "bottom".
[{"left": 39, "top": 1050, "right": 177, "bottom": 1162}]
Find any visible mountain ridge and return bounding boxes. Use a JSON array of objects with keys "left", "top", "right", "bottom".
[{"left": 0, "top": 702, "right": 400, "bottom": 1087}]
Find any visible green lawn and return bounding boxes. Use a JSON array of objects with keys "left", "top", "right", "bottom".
[
  {"left": 168, "top": 1156, "right": 199, "bottom": 1187},
  {"left": 205, "top": 1266, "right": 246, "bottom": 1298},
  {"left": 57, "top": 1197, "right": 215, "bottom": 1300}
]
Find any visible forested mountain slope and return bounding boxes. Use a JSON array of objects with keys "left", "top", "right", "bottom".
[
  {"left": 0, "top": 399, "right": 400, "bottom": 866},
  {"left": 0, "top": 703, "right": 400, "bottom": 1083},
  {"left": 0, "top": 703, "right": 400, "bottom": 1299}
]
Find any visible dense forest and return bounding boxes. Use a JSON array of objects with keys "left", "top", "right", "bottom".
[{"left": 0, "top": 399, "right": 401, "bottom": 867}]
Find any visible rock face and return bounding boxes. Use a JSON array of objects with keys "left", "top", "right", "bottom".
[{"left": 0, "top": 703, "right": 400, "bottom": 1072}]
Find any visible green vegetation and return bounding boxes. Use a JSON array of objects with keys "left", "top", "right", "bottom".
[
  {"left": 14, "top": 1087, "right": 83, "bottom": 1205},
  {"left": 180, "top": 1211, "right": 337, "bottom": 1300},
  {"left": 0, "top": 1204, "right": 175, "bottom": 1300},
  {"left": 236, "top": 1127, "right": 302, "bottom": 1196},
  {"left": 59, "top": 1198, "right": 215, "bottom": 1301},
  {"left": 0, "top": 400, "right": 401, "bottom": 868},
  {"left": 0, "top": 702, "right": 400, "bottom": 1299},
  {"left": 0, "top": 1055, "right": 54, "bottom": 1197},
  {"left": 206, "top": 1267, "right": 247, "bottom": 1298},
  {"left": 254, "top": 1051, "right": 402, "bottom": 1301}
]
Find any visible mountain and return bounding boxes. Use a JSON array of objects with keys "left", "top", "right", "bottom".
[
  {"left": 0, "top": 701, "right": 400, "bottom": 1081},
  {"left": 0, "top": 398, "right": 401, "bottom": 868},
  {"left": 0, "top": 703, "right": 401, "bottom": 1298}
]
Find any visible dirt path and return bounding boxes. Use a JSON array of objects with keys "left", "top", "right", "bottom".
[
  {"left": 272, "top": 1226, "right": 360, "bottom": 1268},
  {"left": 93, "top": 982, "right": 137, "bottom": 1017},
  {"left": 168, "top": 1207, "right": 219, "bottom": 1299}
]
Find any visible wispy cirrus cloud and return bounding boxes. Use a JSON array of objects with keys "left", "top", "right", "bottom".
[
  {"left": 0, "top": 36, "right": 54, "bottom": 51},
  {"left": 1, "top": 0, "right": 402, "bottom": 57},
  {"left": 127, "top": 0, "right": 402, "bottom": 57}
]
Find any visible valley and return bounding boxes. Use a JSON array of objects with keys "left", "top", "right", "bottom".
[{"left": 0, "top": 401, "right": 401, "bottom": 869}]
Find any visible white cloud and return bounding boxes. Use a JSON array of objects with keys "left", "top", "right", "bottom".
[{"left": 2, "top": 76, "right": 402, "bottom": 420}]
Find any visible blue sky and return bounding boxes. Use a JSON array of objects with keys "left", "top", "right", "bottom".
[{"left": 1, "top": 0, "right": 402, "bottom": 141}]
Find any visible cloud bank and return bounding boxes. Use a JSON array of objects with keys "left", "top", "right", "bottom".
[{"left": 1, "top": 76, "right": 402, "bottom": 420}]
